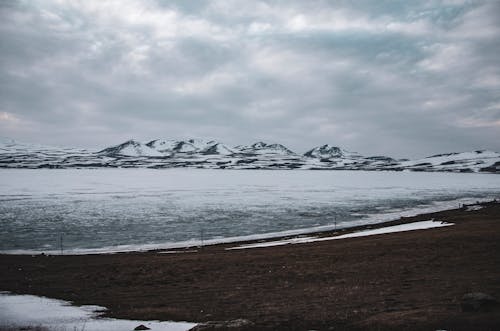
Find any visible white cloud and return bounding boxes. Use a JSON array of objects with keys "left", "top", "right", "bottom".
[
  {"left": 172, "top": 69, "right": 240, "bottom": 95},
  {"left": 0, "top": 112, "right": 20, "bottom": 123},
  {"left": 456, "top": 117, "right": 500, "bottom": 128},
  {"left": 418, "top": 43, "right": 470, "bottom": 72}
]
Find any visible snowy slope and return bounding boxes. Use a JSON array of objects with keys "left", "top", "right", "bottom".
[
  {"left": 201, "top": 143, "right": 235, "bottom": 155},
  {"left": 172, "top": 140, "right": 199, "bottom": 153},
  {"left": 0, "top": 138, "right": 102, "bottom": 168},
  {"left": 235, "top": 142, "right": 297, "bottom": 155},
  {"left": 399, "top": 150, "right": 500, "bottom": 173},
  {"left": 304, "top": 144, "right": 360, "bottom": 159},
  {"left": 0, "top": 137, "right": 90, "bottom": 154},
  {"left": 98, "top": 140, "right": 164, "bottom": 157},
  {"left": 145, "top": 139, "right": 179, "bottom": 153}
]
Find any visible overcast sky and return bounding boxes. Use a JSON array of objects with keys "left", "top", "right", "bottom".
[{"left": 1, "top": 0, "right": 499, "bottom": 158}]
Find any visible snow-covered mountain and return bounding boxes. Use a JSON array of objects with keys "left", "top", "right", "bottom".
[
  {"left": 98, "top": 140, "right": 164, "bottom": 157},
  {"left": 301, "top": 144, "right": 402, "bottom": 170},
  {"left": 304, "top": 144, "right": 356, "bottom": 159},
  {"left": 235, "top": 142, "right": 296, "bottom": 155},
  {"left": 398, "top": 150, "right": 500, "bottom": 173},
  {"left": 303, "top": 144, "right": 364, "bottom": 161},
  {"left": 100, "top": 139, "right": 237, "bottom": 157},
  {"left": 0, "top": 137, "right": 498, "bottom": 173}
]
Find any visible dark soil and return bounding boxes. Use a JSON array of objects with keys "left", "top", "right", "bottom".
[{"left": 1, "top": 201, "right": 500, "bottom": 330}]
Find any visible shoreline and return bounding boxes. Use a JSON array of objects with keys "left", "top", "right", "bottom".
[
  {"left": 2, "top": 196, "right": 498, "bottom": 256},
  {"left": 1, "top": 200, "right": 499, "bottom": 330}
]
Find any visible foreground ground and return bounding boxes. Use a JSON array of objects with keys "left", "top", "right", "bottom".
[{"left": 1, "top": 201, "right": 500, "bottom": 330}]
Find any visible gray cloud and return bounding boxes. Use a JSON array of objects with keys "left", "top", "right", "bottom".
[{"left": 1, "top": 0, "right": 499, "bottom": 158}]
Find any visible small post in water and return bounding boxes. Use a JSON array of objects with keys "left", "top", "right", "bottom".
[
  {"left": 59, "top": 233, "right": 63, "bottom": 255},
  {"left": 200, "top": 227, "right": 205, "bottom": 248}
]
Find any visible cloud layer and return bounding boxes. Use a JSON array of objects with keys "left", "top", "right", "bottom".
[{"left": 1, "top": 0, "right": 499, "bottom": 157}]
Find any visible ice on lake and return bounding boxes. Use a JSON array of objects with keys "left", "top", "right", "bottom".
[{"left": 0, "top": 169, "right": 499, "bottom": 254}]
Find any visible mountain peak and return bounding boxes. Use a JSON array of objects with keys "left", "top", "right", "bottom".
[
  {"left": 122, "top": 139, "right": 141, "bottom": 146},
  {"left": 304, "top": 144, "right": 345, "bottom": 158},
  {"left": 236, "top": 141, "right": 296, "bottom": 155},
  {"left": 202, "top": 143, "right": 235, "bottom": 155},
  {"left": 251, "top": 141, "right": 268, "bottom": 149}
]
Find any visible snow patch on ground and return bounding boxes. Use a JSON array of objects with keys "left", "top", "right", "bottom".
[
  {"left": 227, "top": 220, "right": 453, "bottom": 250},
  {"left": 0, "top": 292, "right": 196, "bottom": 331}
]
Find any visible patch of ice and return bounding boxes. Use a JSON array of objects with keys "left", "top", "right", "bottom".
[
  {"left": 227, "top": 236, "right": 316, "bottom": 250},
  {"left": 0, "top": 292, "right": 196, "bottom": 331},
  {"left": 318, "top": 220, "right": 453, "bottom": 240},
  {"left": 466, "top": 205, "right": 483, "bottom": 211},
  {"left": 158, "top": 249, "right": 198, "bottom": 254},
  {"left": 227, "top": 220, "right": 453, "bottom": 250}
]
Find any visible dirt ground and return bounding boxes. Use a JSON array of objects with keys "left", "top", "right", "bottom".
[{"left": 1, "top": 201, "right": 499, "bottom": 330}]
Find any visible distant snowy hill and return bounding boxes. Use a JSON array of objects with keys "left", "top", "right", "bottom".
[
  {"left": 0, "top": 137, "right": 100, "bottom": 168},
  {"left": 234, "top": 142, "right": 296, "bottom": 156},
  {"left": 302, "top": 144, "right": 401, "bottom": 170},
  {"left": 398, "top": 150, "right": 500, "bottom": 173},
  {"left": 304, "top": 144, "right": 359, "bottom": 159},
  {"left": 99, "top": 140, "right": 164, "bottom": 157},
  {"left": 0, "top": 137, "right": 498, "bottom": 173}
]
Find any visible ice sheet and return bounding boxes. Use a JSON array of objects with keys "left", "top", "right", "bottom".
[{"left": 0, "top": 169, "right": 498, "bottom": 254}]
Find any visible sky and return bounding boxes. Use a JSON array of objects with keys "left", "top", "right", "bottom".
[{"left": 0, "top": 0, "right": 499, "bottom": 158}]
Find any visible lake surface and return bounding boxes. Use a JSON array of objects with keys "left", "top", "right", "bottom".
[{"left": 0, "top": 169, "right": 499, "bottom": 254}]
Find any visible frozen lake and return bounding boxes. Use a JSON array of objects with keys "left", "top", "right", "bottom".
[{"left": 0, "top": 169, "right": 499, "bottom": 254}]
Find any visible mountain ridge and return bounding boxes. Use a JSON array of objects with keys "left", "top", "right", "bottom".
[{"left": 0, "top": 138, "right": 498, "bottom": 173}]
